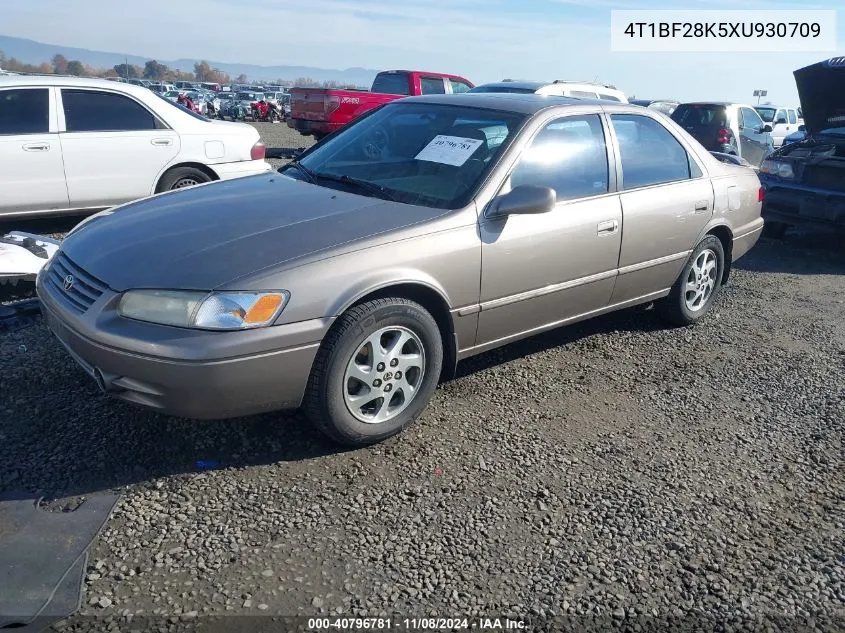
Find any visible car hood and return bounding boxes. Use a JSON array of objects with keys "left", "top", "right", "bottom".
[
  {"left": 794, "top": 57, "right": 845, "bottom": 136},
  {"left": 61, "top": 174, "right": 444, "bottom": 292}
]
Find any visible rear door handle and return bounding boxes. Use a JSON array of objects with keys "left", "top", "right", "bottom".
[
  {"left": 694, "top": 200, "right": 710, "bottom": 213},
  {"left": 151, "top": 138, "right": 173, "bottom": 147},
  {"left": 597, "top": 219, "right": 619, "bottom": 235},
  {"left": 22, "top": 142, "right": 50, "bottom": 152}
]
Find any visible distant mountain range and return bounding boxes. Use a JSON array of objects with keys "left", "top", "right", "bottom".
[{"left": 0, "top": 35, "right": 379, "bottom": 85}]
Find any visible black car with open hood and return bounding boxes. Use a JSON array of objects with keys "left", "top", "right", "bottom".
[{"left": 758, "top": 56, "right": 845, "bottom": 237}]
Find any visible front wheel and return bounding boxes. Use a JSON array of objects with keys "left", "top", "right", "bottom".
[
  {"left": 656, "top": 235, "right": 725, "bottom": 327},
  {"left": 303, "top": 298, "right": 443, "bottom": 446}
]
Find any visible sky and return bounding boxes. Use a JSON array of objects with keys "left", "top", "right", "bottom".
[{"left": 2, "top": 0, "right": 842, "bottom": 104}]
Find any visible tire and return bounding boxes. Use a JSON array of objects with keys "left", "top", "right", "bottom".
[
  {"left": 303, "top": 298, "right": 443, "bottom": 446},
  {"left": 763, "top": 220, "right": 789, "bottom": 239},
  {"left": 656, "top": 235, "right": 725, "bottom": 327},
  {"left": 157, "top": 166, "right": 212, "bottom": 192}
]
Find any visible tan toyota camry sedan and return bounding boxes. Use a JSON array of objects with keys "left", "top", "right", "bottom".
[{"left": 38, "top": 93, "right": 764, "bottom": 446}]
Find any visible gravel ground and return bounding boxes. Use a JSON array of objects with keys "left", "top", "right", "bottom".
[{"left": 1, "top": 125, "right": 843, "bottom": 632}]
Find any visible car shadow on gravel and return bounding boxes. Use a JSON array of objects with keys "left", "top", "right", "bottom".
[
  {"left": 735, "top": 232, "right": 845, "bottom": 276},
  {"left": 5, "top": 305, "right": 663, "bottom": 500},
  {"left": 454, "top": 303, "right": 663, "bottom": 378}
]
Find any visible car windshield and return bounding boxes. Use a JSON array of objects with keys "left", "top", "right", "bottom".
[
  {"left": 237, "top": 92, "right": 257, "bottom": 100},
  {"left": 755, "top": 107, "right": 777, "bottom": 122},
  {"left": 468, "top": 86, "right": 538, "bottom": 94},
  {"left": 671, "top": 104, "right": 729, "bottom": 128},
  {"left": 288, "top": 102, "right": 527, "bottom": 209}
]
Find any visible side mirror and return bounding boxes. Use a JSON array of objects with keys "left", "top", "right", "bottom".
[
  {"left": 798, "top": 124, "right": 806, "bottom": 132},
  {"left": 762, "top": 124, "right": 773, "bottom": 133},
  {"left": 489, "top": 185, "right": 556, "bottom": 218}
]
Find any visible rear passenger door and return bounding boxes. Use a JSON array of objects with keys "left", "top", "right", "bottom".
[
  {"left": 0, "top": 86, "right": 69, "bottom": 215},
  {"left": 607, "top": 113, "right": 713, "bottom": 304},
  {"left": 57, "top": 88, "right": 180, "bottom": 208}
]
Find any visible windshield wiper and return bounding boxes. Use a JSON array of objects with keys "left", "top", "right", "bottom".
[
  {"left": 280, "top": 160, "right": 316, "bottom": 183},
  {"left": 312, "top": 172, "right": 398, "bottom": 201}
]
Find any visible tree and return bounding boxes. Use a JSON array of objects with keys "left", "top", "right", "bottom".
[
  {"left": 193, "top": 60, "right": 212, "bottom": 81},
  {"left": 144, "top": 60, "right": 169, "bottom": 80},
  {"left": 52, "top": 54, "right": 68, "bottom": 74},
  {"left": 66, "top": 60, "right": 85, "bottom": 76},
  {"left": 294, "top": 77, "right": 321, "bottom": 87},
  {"left": 234, "top": 73, "right": 248, "bottom": 84},
  {"left": 113, "top": 63, "right": 138, "bottom": 78}
]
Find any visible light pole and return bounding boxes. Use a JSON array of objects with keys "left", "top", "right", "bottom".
[{"left": 753, "top": 89, "right": 767, "bottom": 105}]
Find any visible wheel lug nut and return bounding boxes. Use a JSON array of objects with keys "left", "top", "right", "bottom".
[
  {"left": 394, "top": 371, "right": 403, "bottom": 380},
  {"left": 376, "top": 362, "right": 385, "bottom": 372},
  {"left": 390, "top": 359, "right": 399, "bottom": 367},
  {"left": 384, "top": 383, "right": 393, "bottom": 392},
  {"left": 373, "top": 379, "right": 382, "bottom": 387}
]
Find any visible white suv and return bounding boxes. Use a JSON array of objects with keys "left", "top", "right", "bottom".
[
  {"left": 0, "top": 75, "right": 272, "bottom": 219},
  {"left": 469, "top": 79, "right": 629, "bottom": 103},
  {"left": 754, "top": 105, "right": 803, "bottom": 147}
]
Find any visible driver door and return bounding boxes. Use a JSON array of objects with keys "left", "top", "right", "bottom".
[{"left": 476, "top": 114, "right": 622, "bottom": 347}]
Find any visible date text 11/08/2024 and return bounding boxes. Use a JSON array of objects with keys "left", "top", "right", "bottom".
[{"left": 307, "top": 617, "right": 527, "bottom": 630}]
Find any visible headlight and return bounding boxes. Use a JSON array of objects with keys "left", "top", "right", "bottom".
[
  {"left": 760, "top": 159, "right": 794, "bottom": 179},
  {"left": 117, "top": 290, "right": 289, "bottom": 330}
]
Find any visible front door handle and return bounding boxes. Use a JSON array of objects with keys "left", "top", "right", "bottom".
[
  {"left": 694, "top": 200, "right": 709, "bottom": 213},
  {"left": 151, "top": 138, "right": 173, "bottom": 147},
  {"left": 597, "top": 219, "right": 619, "bottom": 235},
  {"left": 22, "top": 142, "right": 50, "bottom": 152}
]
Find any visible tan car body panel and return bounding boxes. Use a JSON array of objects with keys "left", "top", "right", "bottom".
[{"left": 247, "top": 103, "right": 762, "bottom": 359}]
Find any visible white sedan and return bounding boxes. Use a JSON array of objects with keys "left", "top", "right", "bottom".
[{"left": 0, "top": 76, "right": 272, "bottom": 219}]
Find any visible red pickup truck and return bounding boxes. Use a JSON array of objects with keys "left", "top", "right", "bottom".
[{"left": 287, "top": 69, "right": 474, "bottom": 139}]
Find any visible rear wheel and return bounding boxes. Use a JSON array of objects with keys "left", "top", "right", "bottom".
[
  {"left": 656, "top": 235, "right": 725, "bottom": 327},
  {"left": 157, "top": 166, "right": 212, "bottom": 192},
  {"left": 303, "top": 298, "right": 443, "bottom": 446}
]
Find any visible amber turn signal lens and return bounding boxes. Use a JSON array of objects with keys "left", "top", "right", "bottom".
[{"left": 243, "top": 294, "right": 284, "bottom": 324}]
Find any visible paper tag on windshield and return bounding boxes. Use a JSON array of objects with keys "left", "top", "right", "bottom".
[{"left": 415, "top": 135, "right": 484, "bottom": 167}]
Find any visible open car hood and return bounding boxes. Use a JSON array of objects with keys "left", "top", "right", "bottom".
[{"left": 794, "top": 57, "right": 845, "bottom": 136}]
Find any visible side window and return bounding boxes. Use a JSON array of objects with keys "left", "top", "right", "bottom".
[
  {"left": 62, "top": 89, "right": 157, "bottom": 132},
  {"left": 420, "top": 77, "right": 446, "bottom": 95},
  {"left": 775, "top": 109, "right": 788, "bottom": 124},
  {"left": 509, "top": 114, "right": 609, "bottom": 201},
  {"left": 0, "top": 88, "right": 49, "bottom": 135},
  {"left": 787, "top": 109, "right": 797, "bottom": 124},
  {"left": 610, "top": 114, "right": 691, "bottom": 190},
  {"left": 449, "top": 79, "right": 472, "bottom": 94},
  {"left": 741, "top": 107, "right": 764, "bottom": 130},
  {"left": 571, "top": 90, "right": 598, "bottom": 99},
  {"left": 598, "top": 93, "right": 621, "bottom": 102}
]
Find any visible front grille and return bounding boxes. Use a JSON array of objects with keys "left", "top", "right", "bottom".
[
  {"left": 45, "top": 251, "right": 108, "bottom": 314},
  {"left": 804, "top": 165, "right": 845, "bottom": 192}
]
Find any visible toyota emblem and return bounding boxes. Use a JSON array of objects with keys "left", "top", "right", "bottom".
[{"left": 63, "top": 274, "right": 74, "bottom": 291}]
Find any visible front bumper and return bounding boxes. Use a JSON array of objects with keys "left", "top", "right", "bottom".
[
  {"left": 212, "top": 159, "right": 273, "bottom": 181},
  {"left": 37, "top": 269, "right": 329, "bottom": 420},
  {"left": 760, "top": 177, "right": 845, "bottom": 231}
]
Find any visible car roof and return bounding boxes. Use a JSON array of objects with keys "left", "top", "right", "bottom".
[
  {"left": 473, "top": 81, "right": 548, "bottom": 92},
  {"left": 400, "top": 92, "right": 635, "bottom": 113},
  {"left": 0, "top": 74, "right": 153, "bottom": 95}
]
